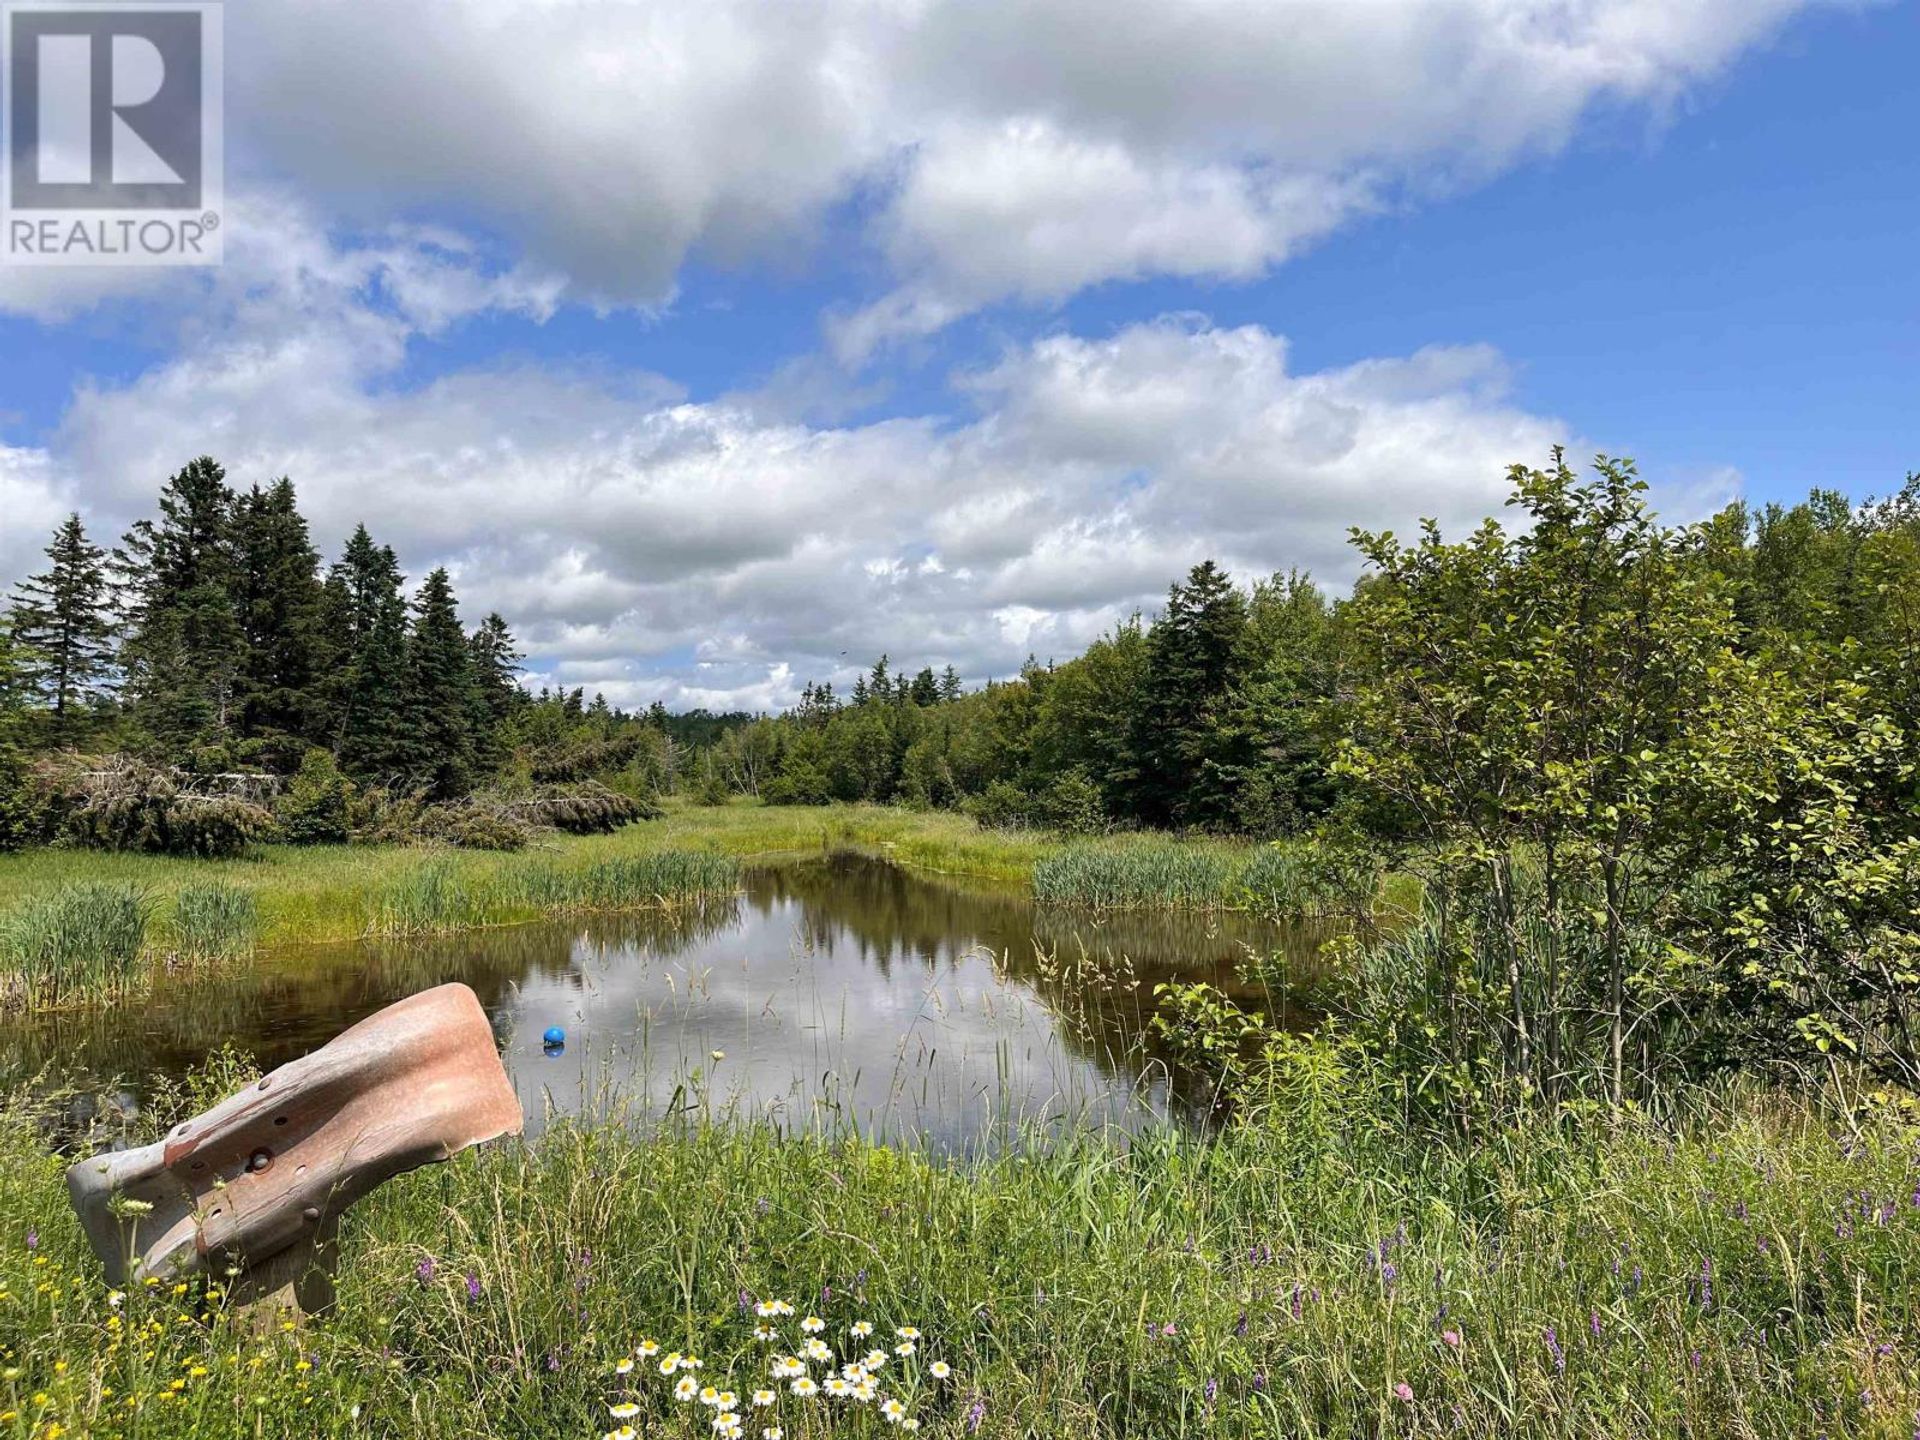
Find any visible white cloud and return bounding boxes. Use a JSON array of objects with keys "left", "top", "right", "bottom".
[
  {"left": 1, "top": 2, "right": 1829, "bottom": 338},
  {"left": 9, "top": 217, "right": 1584, "bottom": 711}
]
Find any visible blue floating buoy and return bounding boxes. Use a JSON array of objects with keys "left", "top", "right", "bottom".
[{"left": 542, "top": 1025, "right": 566, "bottom": 1048}]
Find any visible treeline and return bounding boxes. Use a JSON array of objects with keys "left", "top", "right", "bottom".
[{"left": 0, "top": 457, "right": 700, "bottom": 852}]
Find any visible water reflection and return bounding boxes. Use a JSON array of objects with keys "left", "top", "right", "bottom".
[{"left": 0, "top": 855, "right": 1330, "bottom": 1151}]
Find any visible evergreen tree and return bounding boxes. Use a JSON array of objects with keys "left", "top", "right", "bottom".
[
  {"left": 331, "top": 527, "right": 411, "bottom": 783},
  {"left": 1130, "top": 560, "right": 1248, "bottom": 827},
  {"left": 939, "top": 665, "right": 963, "bottom": 703},
  {"left": 399, "top": 567, "right": 478, "bottom": 798},
  {"left": 8, "top": 514, "right": 115, "bottom": 742},
  {"left": 467, "top": 613, "right": 523, "bottom": 725},
  {"left": 909, "top": 666, "right": 940, "bottom": 706},
  {"left": 231, "top": 479, "right": 326, "bottom": 756},
  {"left": 116, "top": 456, "right": 242, "bottom": 752}
]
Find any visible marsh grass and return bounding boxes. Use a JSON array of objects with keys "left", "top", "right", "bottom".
[
  {"left": 1033, "top": 843, "right": 1239, "bottom": 910},
  {"left": 165, "top": 880, "right": 260, "bottom": 963},
  {"left": 5, "top": 1057, "right": 1918, "bottom": 1438},
  {"left": 364, "top": 849, "right": 745, "bottom": 937},
  {"left": 0, "top": 881, "right": 150, "bottom": 1005}
]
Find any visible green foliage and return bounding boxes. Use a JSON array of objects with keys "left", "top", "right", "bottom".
[
  {"left": 276, "top": 747, "right": 356, "bottom": 844},
  {"left": 6, "top": 512, "right": 114, "bottom": 744},
  {"left": 0, "top": 881, "right": 149, "bottom": 1003},
  {"left": 1033, "top": 842, "right": 1235, "bottom": 909},
  {"left": 34, "top": 754, "right": 273, "bottom": 858},
  {"left": 166, "top": 879, "right": 259, "bottom": 962}
]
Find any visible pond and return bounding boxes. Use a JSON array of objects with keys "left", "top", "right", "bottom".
[{"left": 1, "top": 853, "right": 1332, "bottom": 1151}]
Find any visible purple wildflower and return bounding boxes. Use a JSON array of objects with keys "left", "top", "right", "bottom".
[
  {"left": 415, "top": 1257, "right": 436, "bottom": 1286},
  {"left": 1381, "top": 1261, "right": 1398, "bottom": 1288},
  {"left": 1252, "top": 1373, "right": 1267, "bottom": 1392},
  {"left": 1544, "top": 1326, "right": 1565, "bottom": 1375},
  {"left": 25, "top": 1228, "right": 37, "bottom": 1252},
  {"left": 1160, "top": 1321, "right": 1178, "bottom": 1337},
  {"left": 1394, "top": 1382, "right": 1415, "bottom": 1403},
  {"left": 965, "top": 1397, "right": 987, "bottom": 1433},
  {"left": 1204, "top": 1378, "right": 1218, "bottom": 1405},
  {"left": 1589, "top": 1311, "right": 1602, "bottom": 1338},
  {"left": 1235, "top": 1310, "right": 1247, "bottom": 1337},
  {"left": 465, "top": 1272, "right": 482, "bottom": 1303}
]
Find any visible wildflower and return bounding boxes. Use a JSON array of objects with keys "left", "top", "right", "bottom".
[
  {"left": 853, "top": 1381, "right": 877, "bottom": 1403},
  {"left": 1442, "top": 1329, "right": 1463, "bottom": 1350},
  {"left": 1160, "top": 1322, "right": 1177, "bottom": 1337},
  {"left": 711, "top": 1050, "right": 726, "bottom": 1062},
  {"left": 662, "top": 1352, "right": 685, "bottom": 1375},
  {"left": 718, "top": 1391, "right": 739, "bottom": 1410},
  {"left": 464, "top": 1273, "right": 482, "bottom": 1302},
  {"left": 675, "top": 1376, "right": 700, "bottom": 1402},
  {"left": 804, "top": 1338, "right": 832, "bottom": 1362},
  {"left": 605, "top": 1429, "right": 637, "bottom": 1440},
  {"left": 895, "top": 1341, "right": 916, "bottom": 1357},
  {"left": 882, "top": 1398, "right": 908, "bottom": 1423},
  {"left": 763, "top": 1430, "right": 784, "bottom": 1440},
  {"left": 614, "top": 1358, "right": 634, "bottom": 1375},
  {"left": 865, "top": 1349, "right": 890, "bottom": 1368},
  {"left": 1394, "top": 1382, "right": 1414, "bottom": 1403},
  {"left": 825, "top": 1377, "right": 851, "bottom": 1398},
  {"left": 896, "top": 1326, "right": 921, "bottom": 1340},
  {"left": 754, "top": 1325, "right": 777, "bottom": 1342},
  {"left": 700, "top": 1385, "right": 722, "bottom": 1406},
  {"left": 1544, "top": 1327, "right": 1565, "bottom": 1375},
  {"left": 801, "top": 1316, "right": 825, "bottom": 1334},
  {"left": 25, "top": 1228, "right": 37, "bottom": 1251},
  {"left": 684, "top": 1355, "right": 705, "bottom": 1371},
  {"left": 752, "top": 1389, "right": 776, "bottom": 1407},
  {"left": 415, "top": 1257, "right": 435, "bottom": 1286},
  {"left": 851, "top": 1321, "right": 874, "bottom": 1338},
  {"left": 608, "top": 1403, "right": 640, "bottom": 1420},
  {"left": 930, "top": 1360, "right": 952, "bottom": 1380},
  {"left": 902, "top": 1421, "right": 920, "bottom": 1433},
  {"left": 714, "top": 1414, "right": 743, "bottom": 1436},
  {"left": 966, "top": 1396, "right": 987, "bottom": 1432},
  {"left": 637, "top": 1339, "right": 660, "bottom": 1358},
  {"left": 790, "top": 1377, "right": 818, "bottom": 1398}
]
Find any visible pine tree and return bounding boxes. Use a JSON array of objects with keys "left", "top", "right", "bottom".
[
  {"left": 116, "top": 456, "right": 242, "bottom": 751},
  {"left": 399, "top": 567, "right": 478, "bottom": 798},
  {"left": 909, "top": 666, "right": 940, "bottom": 706},
  {"left": 8, "top": 514, "right": 115, "bottom": 742},
  {"left": 939, "top": 665, "right": 962, "bottom": 703},
  {"left": 231, "top": 479, "right": 326, "bottom": 756},
  {"left": 331, "top": 527, "right": 411, "bottom": 783},
  {"left": 1131, "top": 560, "right": 1248, "bottom": 827}
]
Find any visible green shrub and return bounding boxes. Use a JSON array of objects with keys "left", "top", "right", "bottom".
[
  {"left": 962, "top": 780, "right": 1033, "bottom": 831},
  {"left": 277, "top": 748, "right": 354, "bottom": 844},
  {"left": 1031, "top": 770, "right": 1107, "bottom": 836}
]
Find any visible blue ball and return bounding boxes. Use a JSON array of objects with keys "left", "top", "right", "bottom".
[{"left": 542, "top": 1025, "right": 566, "bottom": 1047}]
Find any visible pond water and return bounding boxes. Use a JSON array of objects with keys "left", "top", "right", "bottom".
[{"left": 1, "top": 854, "right": 1331, "bottom": 1151}]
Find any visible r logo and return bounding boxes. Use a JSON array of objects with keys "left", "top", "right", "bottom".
[{"left": 8, "top": 6, "right": 202, "bottom": 208}]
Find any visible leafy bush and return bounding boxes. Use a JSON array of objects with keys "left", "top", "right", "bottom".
[
  {"left": 276, "top": 748, "right": 355, "bottom": 844},
  {"left": 962, "top": 780, "right": 1033, "bottom": 831},
  {"left": 1031, "top": 770, "right": 1107, "bottom": 836}
]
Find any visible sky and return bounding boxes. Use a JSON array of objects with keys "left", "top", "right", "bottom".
[{"left": 1, "top": 0, "right": 1914, "bottom": 713}]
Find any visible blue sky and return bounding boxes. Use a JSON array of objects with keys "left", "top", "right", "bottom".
[{"left": 1, "top": 0, "right": 1912, "bottom": 709}]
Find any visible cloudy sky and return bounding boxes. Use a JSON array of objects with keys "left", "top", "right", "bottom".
[{"left": 2, "top": 0, "right": 1914, "bottom": 712}]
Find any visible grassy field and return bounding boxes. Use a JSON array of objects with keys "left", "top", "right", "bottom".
[{"left": 1, "top": 1053, "right": 1914, "bottom": 1439}]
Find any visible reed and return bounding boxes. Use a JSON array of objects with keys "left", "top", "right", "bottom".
[
  {"left": 0, "top": 881, "right": 150, "bottom": 1005},
  {"left": 166, "top": 880, "right": 260, "bottom": 963},
  {"left": 1033, "top": 841, "right": 1237, "bottom": 909}
]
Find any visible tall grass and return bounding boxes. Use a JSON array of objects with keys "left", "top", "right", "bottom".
[
  {"left": 365, "top": 849, "right": 744, "bottom": 937},
  {"left": 1034, "top": 843, "right": 1237, "bottom": 909},
  {"left": 0, "top": 882, "right": 150, "bottom": 1005},
  {"left": 166, "top": 880, "right": 260, "bottom": 962},
  {"left": 3, "top": 1058, "right": 1916, "bottom": 1438}
]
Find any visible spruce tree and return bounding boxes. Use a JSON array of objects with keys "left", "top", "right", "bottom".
[
  {"left": 399, "top": 567, "right": 478, "bottom": 798},
  {"left": 939, "top": 665, "right": 963, "bottom": 703},
  {"left": 331, "top": 527, "right": 411, "bottom": 783},
  {"left": 8, "top": 514, "right": 115, "bottom": 742},
  {"left": 1130, "top": 560, "right": 1248, "bottom": 827},
  {"left": 910, "top": 666, "right": 939, "bottom": 706},
  {"left": 231, "top": 479, "right": 326, "bottom": 757},
  {"left": 116, "top": 456, "right": 242, "bottom": 752}
]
